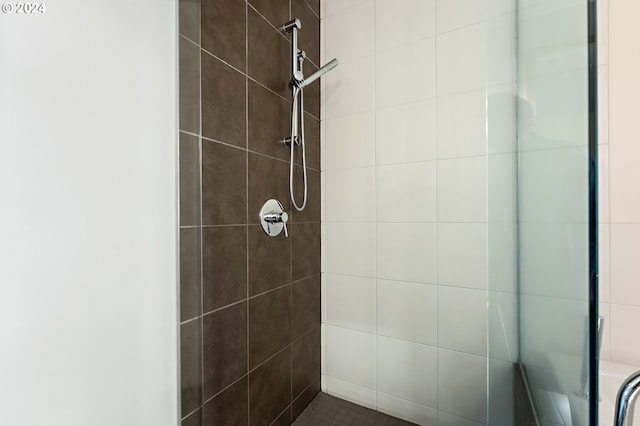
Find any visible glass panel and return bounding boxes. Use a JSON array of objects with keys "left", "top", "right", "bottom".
[{"left": 487, "top": 0, "right": 597, "bottom": 424}]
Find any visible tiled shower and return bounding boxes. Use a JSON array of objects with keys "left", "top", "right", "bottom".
[
  {"left": 321, "top": 1, "right": 494, "bottom": 424},
  {"left": 178, "top": 0, "right": 323, "bottom": 424},
  {"left": 179, "top": 0, "right": 508, "bottom": 425},
  {"left": 176, "top": 0, "right": 606, "bottom": 425}
]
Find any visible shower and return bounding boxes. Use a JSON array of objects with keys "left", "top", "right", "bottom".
[{"left": 283, "top": 18, "right": 338, "bottom": 211}]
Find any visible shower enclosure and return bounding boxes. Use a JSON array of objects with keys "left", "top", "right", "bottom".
[
  {"left": 177, "top": 0, "right": 598, "bottom": 423},
  {"left": 487, "top": 0, "right": 598, "bottom": 424}
]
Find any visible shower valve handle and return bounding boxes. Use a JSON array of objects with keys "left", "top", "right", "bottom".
[
  {"left": 259, "top": 199, "right": 289, "bottom": 238},
  {"left": 264, "top": 211, "right": 288, "bottom": 237}
]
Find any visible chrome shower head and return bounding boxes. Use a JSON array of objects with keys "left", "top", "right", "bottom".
[{"left": 296, "top": 58, "right": 339, "bottom": 89}]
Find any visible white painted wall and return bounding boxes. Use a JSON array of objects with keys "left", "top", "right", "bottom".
[
  {"left": 0, "top": 1, "right": 178, "bottom": 425},
  {"left": 321, "top": 1, "right": 494, "bottom": 424},
  {"left": 599, "top": 0, "right": 640, "bottom": 366}
]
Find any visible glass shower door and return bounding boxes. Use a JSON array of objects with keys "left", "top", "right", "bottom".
[{"left": 487, "top": 0, "right": 598, "bottom": 424}]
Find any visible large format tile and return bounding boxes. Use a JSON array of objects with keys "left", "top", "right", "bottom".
[
  {"left": 376, "top": 162, "right": 436, "bottom": 223},
  {"left": 249, "top": 286, "right": 292, "bottom": 368},
  {"left": 438, "top": 348, "right": 487, "bottom": 422},
  {"left": 203, "top": 226, "right": 247, "bottom": 312},
  {"left": 179, "top": 38, "right": 201, "bottom": 135},
  {"left": 325, "top": 274, "right": 376, "bottom": 333},
  {"left": 248, "top": 153, "right": 290, "bottom": 221},
  {"left": 248, "top": 8, "right": 290, "bottom": 98},
  {"left": 437, "top": 223, "right": 488, "bottom": 289},
  {"left": 181, "top": 319, "right": 202, "bottom": 417},
  {"left": 202, "top": 377, "right": 248, "bottom": 426},
  {"left": 249, "top": 225, "right": 291, "bottom": 296},
  {"left": 377, "top": 280, "right": 437, "bottom": 345},
  {"left": 610, "top": 224, "right": 640, "bottom": 306},
  {"left": 436, "top": 89, "right": 487, "bottom": 159},
  {"left": 323, "top": 111, "right": 375, "bottom": 170},
  {"left": 202, "top": 141, "right": 247, "bottom": 225},
  {"left": 293, "top": 0, "right": 320, "bottom": 66},
  {"left": 249, "top": 0, "right": 289, "bottom": 29},
  {"left": 438, "top": 286, "right": 487, "bottom": 356},
  {"left": 324, "top": 1, "right": 374, "bottom": 64},
  {"left": 292, "top": 378, "right": 321, "bottom": 421},
  {"left": 323, "top": 222, "right": 376, "bottom": 277},
  {"left": 376, "top": 100, "right": 436, "bottom": 165},
  {"left": 436, "top": 0, "right": 485, "bottom": 34},
  {"left": 376, "top": 38, "right": 436, "bottom": 108},
  {"left": 182, "top": 410, "right": 202, "bottom": 426},
  {"left": 436, "top": 22, "right": 487, "bottom": 96},
  {"left": 325, "top": 326, "right": 376, "bottom": 389},
  {"left": 203, "top": 302, "right": 248, "bottom": 399},
  {"left": 292, "top": 223, "right": 321, "bottom": 280},
  {"left": 375, "top": 0, "right": 435, "bottom": 51},
  {"left": 376, "top": 336, "right": 437, "bottom": 407},
  {"left": 247, "top": 80, "right": 290, "bottom": 161},
  {"left": 610, "top": 304, "right": 640, "bottom": 365},
  {"left": 179, "top": 133, "right": 201, "bottom": 227},
  {"left": 201, "top": 54, "right": 247, "bottom": 148},
  {"left": 201, "top": 0, "right": 246, "bottom": 71},
  {"left": 249, "top": 348, "right": 292, "bottom": 426},
  {"left": 179, "top": 0, "right": 200, "bottom": 44},
  {"left": 324, "top": 167, "right": 375, "bottom": 222},
  {"left": 377, "top": 223, "right": 437, "bottom": 284},
  {"left": 180, "top": 227, "right": 202, "bottom": 321},
  {"left": 324, "top": 55, "right": 375, "bottom": 119},
  {"left": 292, "top": 275, "right": 321, "bottom": 340},
  {"left": 293, "top": 327, "right": 321, "bottom": 397},
  {"left": 437, "top": 156, "right": 487, "bottom": 223}
]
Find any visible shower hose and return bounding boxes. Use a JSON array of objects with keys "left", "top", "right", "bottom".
[{"left": 289, "top": 85, "right": 307, "bottom": 211}]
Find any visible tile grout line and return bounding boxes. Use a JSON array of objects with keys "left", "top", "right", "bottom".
[
  {"left": 245, "top": 1, "right": 251, "bottom": 424},
  {"left": 197, "top": 0, "right": 205, "bottom": 420}
]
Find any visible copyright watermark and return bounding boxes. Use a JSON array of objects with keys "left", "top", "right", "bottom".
[{"left": 1, "top": 3, "right": 46, "bottom": 13}]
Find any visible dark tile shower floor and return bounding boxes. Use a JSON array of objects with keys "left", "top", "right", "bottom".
[{"left": 293, "top": 392, "right": 417, "bottom": 426}]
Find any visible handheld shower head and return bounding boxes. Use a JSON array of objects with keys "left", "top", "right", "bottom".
[{"left": 296, "top": 58, "right": 339, "bottom": 89}]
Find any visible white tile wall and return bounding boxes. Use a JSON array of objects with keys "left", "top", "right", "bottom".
[
  {"left": 324, "top": 55, "right": 375, "bottom": 119},
  {"left": 436, "top": 0, "right": 485, "bottom": 34},
  {"left": 375, "top": 38, "right": 436, "bottom": 108},
  {"left": 323, "top": 111, "right": 376, "bottom": 170},
  {"left": 436, "top": 22, "right": 487, "bottom": 96},
  {"left": 326, "top": 325, "right": 376, "bottom": 389},
  {"left": 610, "top": 304, "right": 640, "bottom": 365},
  {"left": 438, "top": 286, "right": 488, "bottom": 356},
  {"left": 438, "top": 411, "right": 486, "bottom": 426},
  {"left": 377, "top": 336, "right": 438, "bottom": 406},
  {"left": 437, "top": 157, "right": 487, "bottom": 222},
  {"left": 326, "top": 274, "right": 377, "bottom": 333},
  {"left": 436, "top": 89, "right": 487, "bottom": 159},
  {"left": 375, "top": 100, "right": 437, "bottom": 165},
  {"left": 438, "top": 348, "right": 488, "bottom": 422},
  {"left": 437, "top": 223, "right": 488, "bottom": 289},
  {"left": 610, "top": 225, "right": 640, "bottom": 306},
  {"left": 323, "top": 222, "right": 376, "bottom": 277},
  {"left": 602, "top": 0, "right": 640, "bottom": 366},
  {"left": 376, "top": 162, "right": 437, "bottom": 223},
  {"left": 324, "top": 1, "right": 374, "bottom": 63},
  {"left": 322, "top": 1, "right": 490, "bottom": 423},
  {"left": 323, "top": 0, "right": 369, "bottom": 19},
  {"left": 376, "top": 392, "right": 438, "bottom": 425},
  {"left": 325, "top": 167, "right": 376, "bottom": 222},
  {"left": 374, "top": 0, "right": 435, "bottom": 52},
  {"left": 377, "top": 280, "right": 437, "bottom": 345},
  {"left": 377, "top": 223, "right": 437, "bottom": 284}
]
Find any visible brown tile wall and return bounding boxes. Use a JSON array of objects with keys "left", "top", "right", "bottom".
[{"left": 178, "top": 0, "right": 321, "bottom": 425}]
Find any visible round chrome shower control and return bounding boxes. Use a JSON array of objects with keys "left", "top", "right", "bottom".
[{"left": 259, "top": 199, "right": 289, "bottom": 238}]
